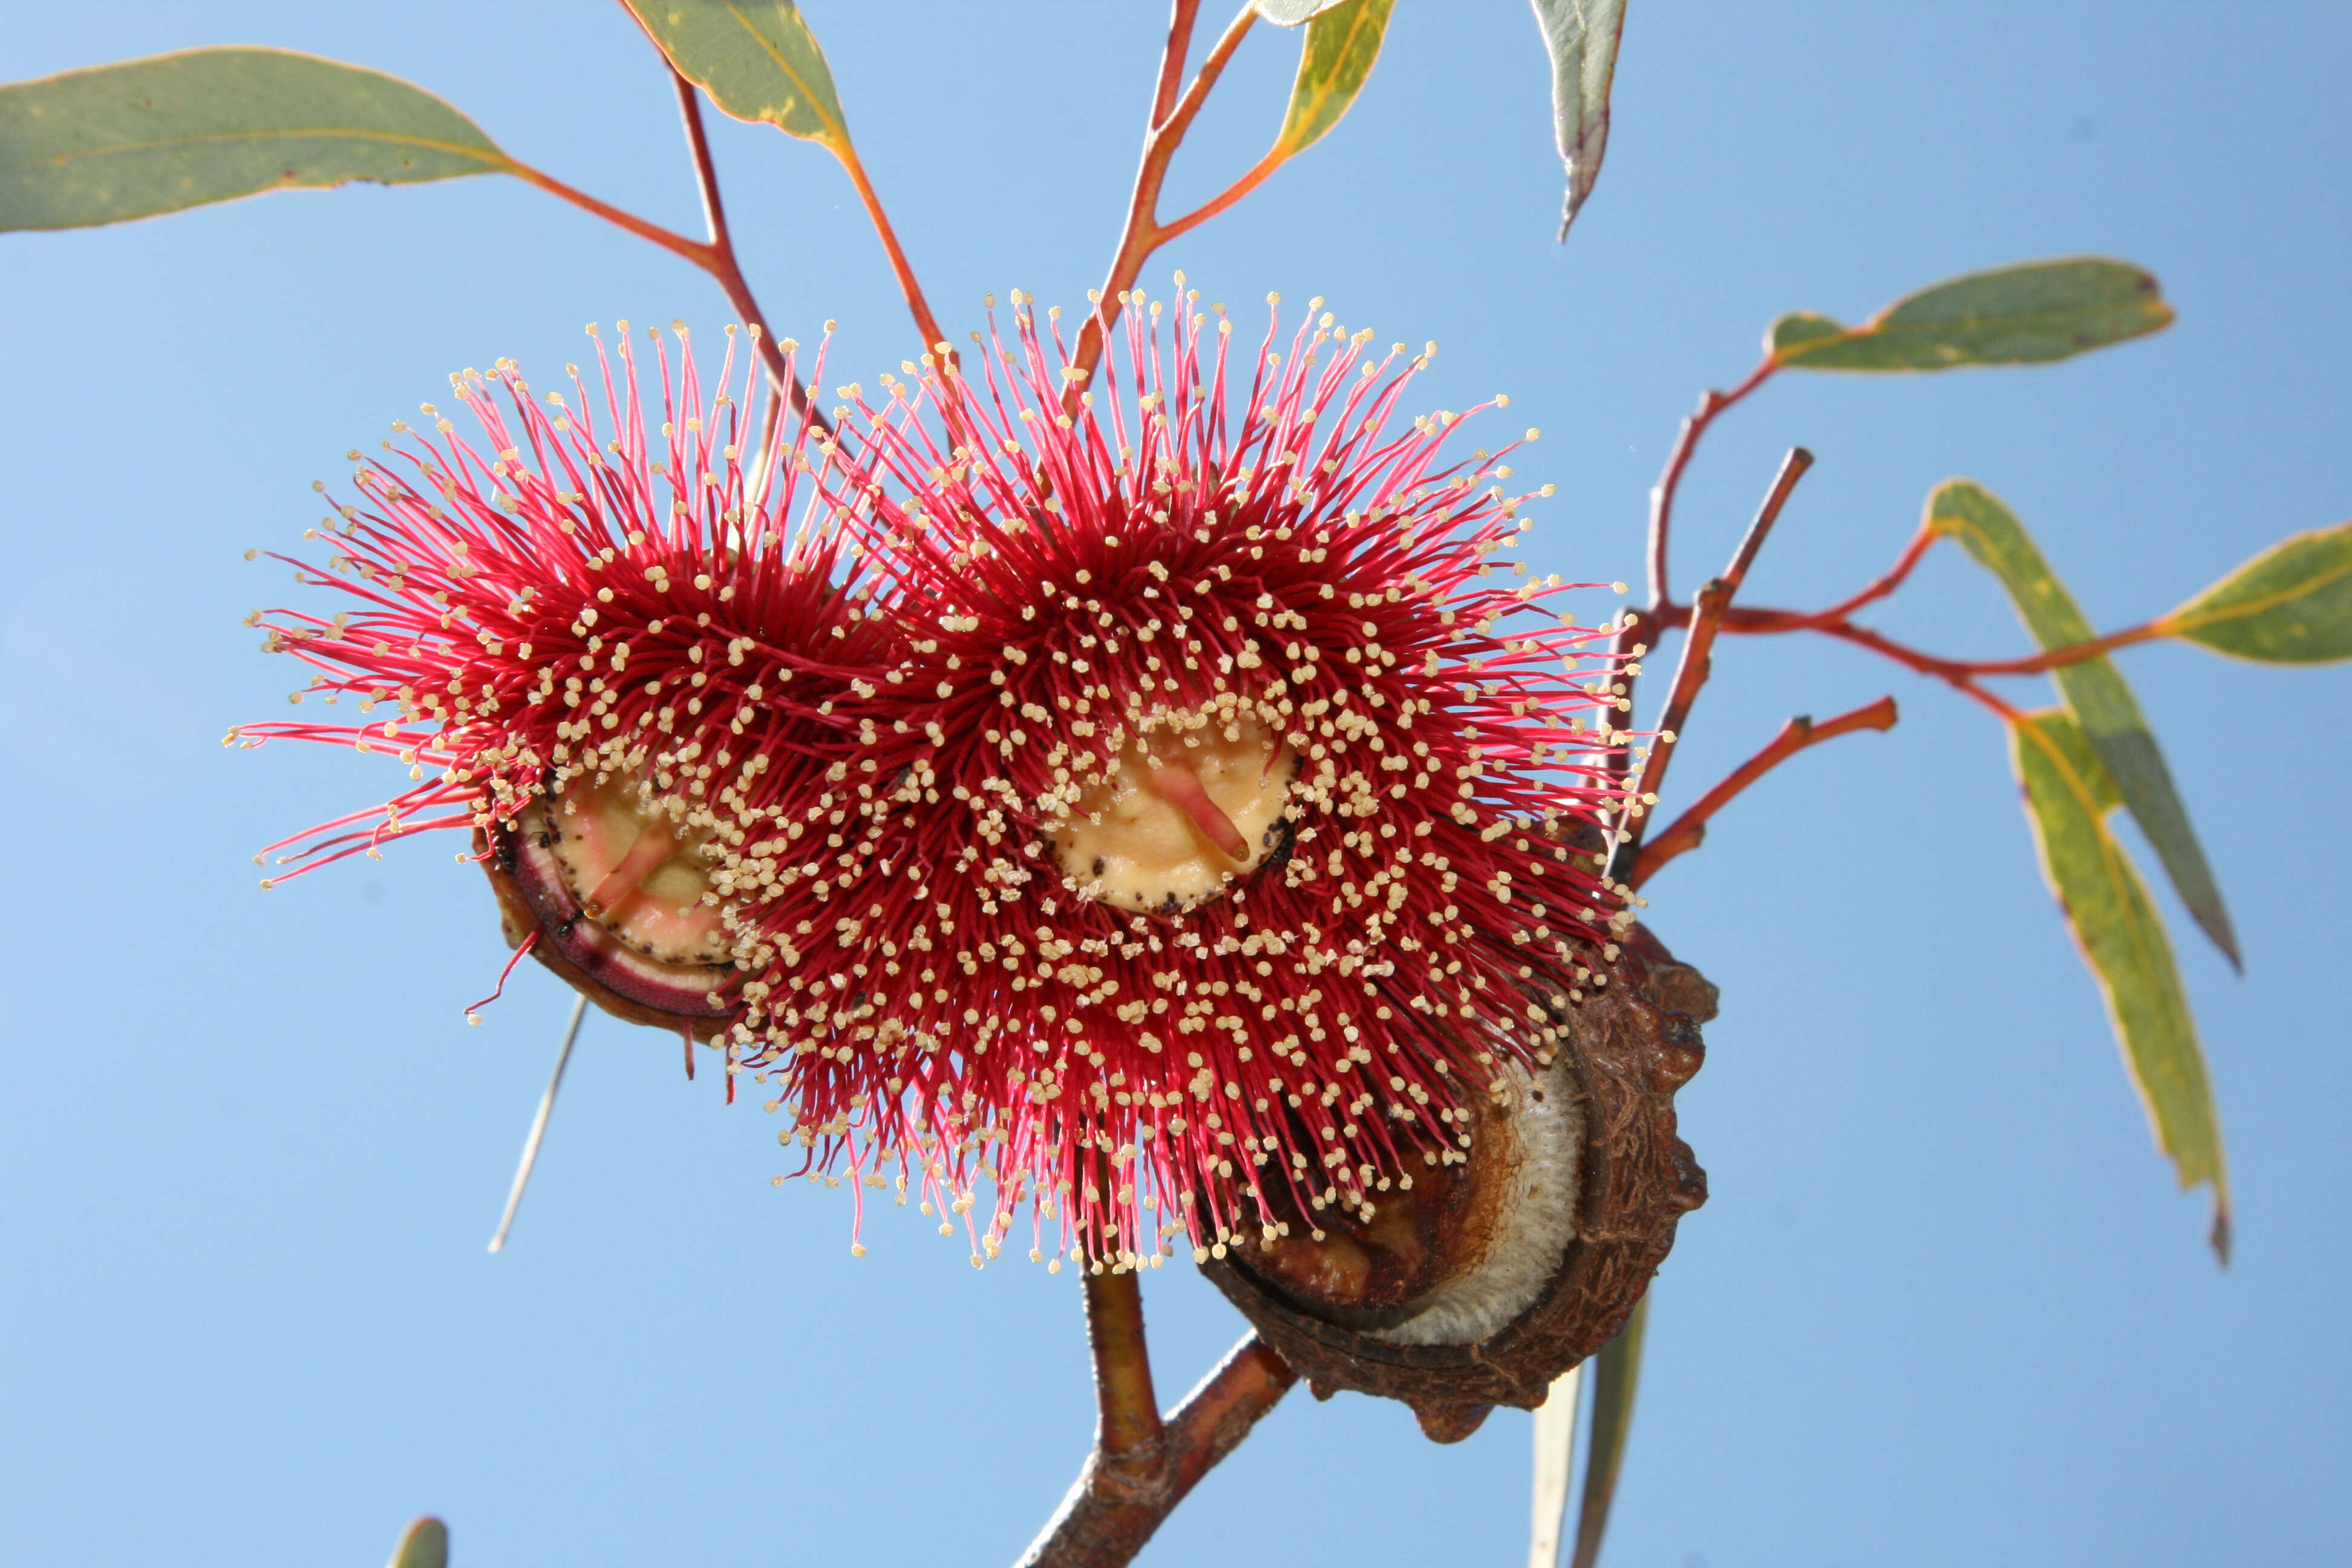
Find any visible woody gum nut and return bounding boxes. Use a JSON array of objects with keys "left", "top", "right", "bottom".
[
  {"left": 478, "top": 781, "right": 738, "bottom": 1037},
  {"left": 1202, "top": 928, "right": 1712, "bottom": 1442}
]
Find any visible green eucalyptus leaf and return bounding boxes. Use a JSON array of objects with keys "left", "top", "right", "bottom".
[
  {"left": 1270, "top": 0, "right": 1396, "bottom": 160},
  {"left": 385, "top": 1516, "right": 449, "bottom": 1568},
  {"left": 1567, "top": 1293, "right": 1647, "bottom": 1568},
  {"left": 1527, "top": 0, "right": 1626, "bottom": 239},
  {"left": 0, "top": 47, "right": 509, "bottom": 232},
  {"left": 1255, "top": 0, "right": 1354, "bottom": 22},
  {"left": 622, "top": 0, "right": 851, "bottom": 154},
  {"left": 2160, "top": 520, "right": 2352, "bottom": 664},
  {"left": 2010, "top": 708, "right": 2230, "bottom": 1258},
  {"left": 1929, "top": 480, "right": 2239, "bottom": 969},
  {"left": 1769, "top": 257, "right": 2172, "bottom": 372}
]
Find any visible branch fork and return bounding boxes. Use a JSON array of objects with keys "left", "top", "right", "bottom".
[{"left": 1019, "top": 1273, "right": 1297, "bottom": 1568}]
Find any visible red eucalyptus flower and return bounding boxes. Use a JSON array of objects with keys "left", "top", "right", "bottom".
[
  {"left": 789, "top": 284, "right": 1646, "bottom": 1269},
  {"left": 234, "top": 321, "right": 925, "bottom": 1054},
  {"left": 238, "top": 291, "right": 1650, "bottom": 1273}
]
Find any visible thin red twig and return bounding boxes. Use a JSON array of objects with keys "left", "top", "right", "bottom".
[
  {"left": 1943, "top": 621, "right": 2166, "bottom": 676},
  {"left": 1742, "top": 521, "right": 1938, "bottom": 632},
  {"left": 1719, "top": 447, "right": 1813, "bottom": 595},
  {"left": 503, "top": 157, "right": 711, "bottom": 267},
  {"left": 1609, "top": 448, "right": 1812, "bottom": 880},
  {"left": 1149, "top": 0, "right": 1205, "bottom": 125},
  {"left": 1155, "top": 146, "right": 1289, "bottom": 246},
  {"left": 1697, "top": 609, "right": 2163, "bottom": 683},
  {"left": 831, "top": 139, "right": 950, "bottom": 359},
  {"left": 1647, "top": 360, "right": 1779, "bottom": 610},
  {"left": 1647, "top": 505, "right": 2165, "bottom": 678},
  {"left": 669, "top": 73, "right": 825, "bottom": 433},
  {"left": 1632, "top": 696, "right": 1900, "bottom": 887},
  {"left": 1611, "top": 357, "right": 1779, "bottom": 775},
  {"left": 1067, "top": 2, "right": 1261, "bottom": 400}
]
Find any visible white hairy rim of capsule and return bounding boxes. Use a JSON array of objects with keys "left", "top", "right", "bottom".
[{"left": 1368, "top": 1048, "right": 1584, "bottom": 1345}]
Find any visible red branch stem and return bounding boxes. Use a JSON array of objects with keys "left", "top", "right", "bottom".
[
  {"left": 1086, "top": 1271, "right": 1165, "bottom": 1460},
  {"left": 1019, "top": 1323, "right": 1298, "bottom": 1568},
  {"left": 1609, "top": 447, "right": 1811, "bottom": 881},
  {"left": 1606, "top": 445, "right": 2164, "bottom": 877},
  {"left": 1646, "top": 360, "right": 1779, "bottom": 610},
  {"left": 1711, "top": 602, "right": 2166, "bottom": 677},
  {"left": 1644, "top": 508, "right": 2166, "bottom": 680},
  {"left": 1610, "top": 358, "right": 1779, "bottom": 776},
  {"left": 502, "top": 157, "right": 711, "bottom": 269},
  {"left": 831, "top": 139, "right": 950, "bottom": 359},
  {"left": 668, "top": 74, "right": 825, "bottom": 433},
  {"left": 1149, "top": 0, "right": 1204, "bottom": 126},
  {"left": 1632, "top": 695, "right": 1900, "bottom": 888},
  {"left": 500, "top": 83, "right": 826, "bottom": 434},
  {"left": 1067, "top": 2, "right": 1262, "bottom": 401}
]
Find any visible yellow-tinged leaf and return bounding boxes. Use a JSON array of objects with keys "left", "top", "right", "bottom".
[
  {"left": 1929, "top": 480, "right": 2238, "bottom": 968},
  {"left": 2010, "top": 708, "right": 2230, "bottom": 1258},
  {"left": 622, "top": 0, "right": 852, "bottom": 154},
  {"left": 1769, "top": 258, "right": 2172, "bottom": 372},
  {"left": 385, "top": 1516, "right": 448, "bottom": 1568},
  {"left": 2158, "top": 520, "right": 2352, "bottom": 664},
  {"left": 0, "top": 48, "right": 510, "bottom": 232},
  {"left": 1270, "top": 0, "right": 1396, "bottom": 161}
]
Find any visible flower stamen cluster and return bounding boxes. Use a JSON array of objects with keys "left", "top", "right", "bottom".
[{"left": 238, "top": 287, "right": 1647, "bottom": 1272}]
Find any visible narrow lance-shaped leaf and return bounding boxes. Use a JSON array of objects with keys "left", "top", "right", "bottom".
[
  {"left": 1269, "top": 0, "right": 1397, "bottom": 162},
  {"left": 1528, "top": 1364, "right": 1583, "bottom": 1568},
  {"left": 0, "top": 48, "right": 511, "bottom": 232},
  {"left": 385, "top": 1516, "right": 449, "bottom": 1568},
  {"left": 1769, "top": 258, "right": 2172, "bottom": 372},
  {"left": 1929, "top": 480, "right": 2239, "bottom": 969},
  {"left": 2156, "top": 520, "right": 2352, "bottom": 664},
  {"left": 2010, "top": 709, "right": 2230, "bottom": 1258},
  {"left": 1568, "top": 1293, "right": 1648, "bottom": 1568},
  {"left": 621, "top": 0, "right": 853, "bottom": 157},
  {"left": 1527, "top": 0, "right": 1627, "bottom": 239}
]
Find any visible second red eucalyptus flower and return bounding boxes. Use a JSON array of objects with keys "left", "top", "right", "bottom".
[{"left": 804, "top": 285, "right": 1647, "bottom": 1267}]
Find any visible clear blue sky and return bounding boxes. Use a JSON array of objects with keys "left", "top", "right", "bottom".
[{"left": 4, "top": 5, "right": 2347, "bottom": 1565}]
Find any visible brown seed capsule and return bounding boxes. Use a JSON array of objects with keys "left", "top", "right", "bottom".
[
  {"left": 476, "top": 773, "right": 737, "bottom": 1037},
  {"left": 1201, "top": 926, "right": 1713, "bottom": 1442}
]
